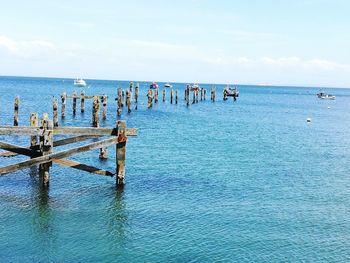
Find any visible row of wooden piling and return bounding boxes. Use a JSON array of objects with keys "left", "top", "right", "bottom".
[{"left": 11, "top": 84, "right": 231, "bottom": 127}]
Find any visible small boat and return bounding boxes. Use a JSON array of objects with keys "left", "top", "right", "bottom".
[
  {"left": 164, "top": 83, "right": 172, "bottom": 88},
  {"left": 150, "top": 82, "right": 159, "bottom": 89},
  {"left": 74, "top": 78, "right": 86, "bottom": 87},
  {"left": 317, "top": 92, "right": 335, "bottom": 100},
  {"left": 224, "top": 86, "right": 239, "bottom": 97}
]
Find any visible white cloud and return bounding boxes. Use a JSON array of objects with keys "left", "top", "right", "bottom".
[{"left": 0, "top": 35, "right": 56, "bottom": 59}]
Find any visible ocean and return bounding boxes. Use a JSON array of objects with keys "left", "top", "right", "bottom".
[{"left": 0, "top": 76, "right": 350, "bottom": 262}]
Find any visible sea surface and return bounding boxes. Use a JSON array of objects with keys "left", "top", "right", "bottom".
[{"left": 0, "top": 76, "right": 350, "bottom": 262}]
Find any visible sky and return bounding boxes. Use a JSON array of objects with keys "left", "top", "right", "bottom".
[{"left": 0, "top": 0, "right": 349, "bottom": 87}]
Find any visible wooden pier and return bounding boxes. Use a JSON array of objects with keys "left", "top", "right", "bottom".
[{"left": 1, "top": 83, "right": 238, "bottom": 188}]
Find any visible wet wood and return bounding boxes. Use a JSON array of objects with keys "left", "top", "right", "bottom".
[
  {"left": 81, "top": 91, "right": 85, "bottom": 113},
  {"left": 117, "top": 88, "right": 122, "bottom": 117},
  {"left": 0, "top": 137, "right": 120, "bottom": 175},
  {"left": 53, "top": 135, "right": 100, "bottom": 147},
  {"left": 39, "top": 114, "right": 53, "bottom": 187},
  {"left": 147, "top": 89, "right": 153, "bottom": 108},
  {"left": 170, "top": 88, "right": 173, "bottom": 104},
  {"left": 53, "top": 159, "right": 113, "bottom": 176},
  {"left": 52, "top": 97, "right": 58, "bottom": 127},
  {"left": 72, "top": 91, "right": 77, "bottom": 115},
  {"left": 61, "top": 92, "right": 66, "bottom": 118},
  {"left": 92, "top": 96, "right": 100, "bottom": 127},
  {"left": 134, "top": 84, "right": 139, "bottom": 104},
  {"left": 14, "top": 96, "right": 19, "bottom": 126},
  {"left": 163, "top": 88, "right": 166, "bottom": 102},
  {"left": 116, "top": 121, "right": 126, "bottom": 185},
  {"left": 126, "top": 91, "right": 132, "bottom": 113},
  {"left": 102, "top": 95, "right": 107, "bottom": 120},
  {"left": 175, "top": 89, "right": 178, "bottom": 104},
  {"left": 0, "top": 141, "right": 40, "bottom": 158}
]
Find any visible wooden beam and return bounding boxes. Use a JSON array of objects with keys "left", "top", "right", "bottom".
[
  {"left": 0, "top": 137, "right": 119, "bottom": 175},
  {"left": 53, "top": 159, "right": 114, "bottom": 176},
  {"left": 53, "top": 135, "right": 100, "bottom": 147},
  {"left": 0, "top": 141, "right": 40, "bottom": 158},
  {"left": 0, "top": 126, "right": 138, "bottom": 136}
]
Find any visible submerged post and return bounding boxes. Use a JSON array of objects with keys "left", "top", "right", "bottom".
[
  {"left": 163, "top": 88, "right": 166, "bottom": 102},
  {"left": 204, "top": 89, "right": 206, "bottom": 100},
  {"left": 175, "top": 89, "right": 178, "bottom": 104},
  {"left": 134, "top": 83, "right": 139, "bottom": 104},
  {"left": 39, "top": 113, "right": 53, "bottom": 187},
  {"left": 72, "top": 91, "right": 77, "bottom": 115},
  {"left": 116, "top": 120, "right": 127, "bottom": 186},
  {"left": 92, "top": 96, "right": 100, "bottom": 127},
  {"left": 61, "top": 92, "right": 66, "bottom": 118},
  {"left": 52, "top": 97, "right": 58, "bottom": 127},
  {"left": 200, "top": 88, "right": 203, "bottom": 101},
  {"left": 13, "top": 96, "right": 20, "bottom": 126},
  {"left": 102, "top": 95, "right": 107, "bottom": 120},
  {"left": 154, "top": 88, "right": 159, "bottom": 103},
  {"left": 147, "top": 89, "right": 153, "bottom": 108},
  {"left": 170, "top": 88, "right": 173, "bottom": 104},
  {"left": 126, "top": 91, "right": 132, "bottom": 113},
  {"left": 117, "top": 88, "right": 122, "bottom": 117},
  {"left": 81, "top": 91, "right": 85, "bottom": 113}
]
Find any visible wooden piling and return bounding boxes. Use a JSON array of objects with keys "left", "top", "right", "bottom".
[
  {"left": 126, "top": 91, "right": 132, "bottom": 113},
  {"left": 154, "top": 89, "right": 159, "bottom": 103},
  {"left": 117, "top": 88, "right": 122, "bottom": 117},
  {"left": 52, "top": 97, "right": 58, "bottom": 127},
  {"left": 186, "top": 87, "right": 190, "bottom": 107},
  {"left": 175, "top": 89, "right": 178, "bottom": 104},
  {"left": 14, "top": 96, "right": 19, "bottom": 126},
  {"left": 61, "top": 92, "right": 66, "bottom": 118},
  {"left": 200, "top": 89, "right": 203, "bottom": 101},
  {"left": 102, "top": 95, "right": 107, "bottom": 120},
  {"left": 39, "top": 113, "right": 53, "bottom": 187},
  {"left": 116, "top": 121, "right": 127, "bottom": 185},
  {"left": 73, "top": 91, "right": 77, "bottom": 115},
  {"left": 213, "top": 86, "right": 216, "bottom": 102},
  {"left": 30, "top": 112, "right": 38, "bottom": 149},
  {"left": 135, "top": 83, "right": 139, "bottom": 104},
  {"left": 92, "top": 96, "right": 100, "bottom": 128},
  {"left": 147, "top": 89, "right": 153, "bottom": 108},
  {"left": 81, "top": 91, "right": 85, "bottom": 113},
  {"left": 192, "top": 90, "right": 196, "bottom": 104},
  {"left": 195, "top": 90, "right": 199, "bottom": 103},
  {"left": 163, "top": 88, "right": 166, "bottom": 102},
  {"left": 129, "top": 82, "right": 133, "bottom": 93},
  {"left": 170, "top": 88, "right": 173, "bottom": 104},
  {"left": 122, "top": 90, "right": 125, "bottom": 107},
  {"left": 204, "top": 89, "right": 206, "bottom": 100}
]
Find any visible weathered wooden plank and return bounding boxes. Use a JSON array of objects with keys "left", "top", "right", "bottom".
[
  {"left": 0, "top": 137, "right": 119, "bottom": 175},
  {"left": 53, "top": 135, "right": 100, "bottom": 147},
  {"left": 0, "top": 126, "right": 138, "bottom": 136},
  {"left": 53, "top": 159, "right": 114, "bottom": 176},
  {"left": 0, "top": 151, "right": 18, "bottom": 157},
  {"left": 0, "top": 141, "right": 40, "bottom": 158}
]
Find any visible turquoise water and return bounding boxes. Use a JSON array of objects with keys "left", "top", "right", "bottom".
[{"left": 1, "top": 76, "right": 350, "bottom": 262}]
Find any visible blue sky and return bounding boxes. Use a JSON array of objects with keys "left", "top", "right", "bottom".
[{"left": 0, "top": 0, "right": 349, "bottom": 87}]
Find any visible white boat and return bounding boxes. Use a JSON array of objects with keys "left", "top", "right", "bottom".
[
  {"left": 317, "top": 92, "right": 335, "bottom": 100},
  {"left": 164, "top": 83, "right": 172, "bottom": 88},
  {"left": 74, "top": 78, "right": 86, "bottom": 87}
]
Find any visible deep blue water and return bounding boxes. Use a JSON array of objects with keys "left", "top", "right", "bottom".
[{"left": 1, "top": 76, "right": 350, "bottom": 262}]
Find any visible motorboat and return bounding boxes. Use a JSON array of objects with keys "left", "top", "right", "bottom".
[
  {"left": 224, "top": 86, "right": 239, "bottom": 97},
  {"left": 150, "top": 82, "right": 159, "bottom": 89},
  {"left": 164, "top": 83, "right": 172, "bottom": 88},
  {"left": 74, "top": 78, "right": 86, "bottom": 87},
  {"left": 317, "top": 92, "right": 335, "bottom": 100}
]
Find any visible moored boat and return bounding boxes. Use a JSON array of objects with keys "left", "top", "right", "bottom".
[
  {"left": 74, "top": 78, "right": 86, "bottom": 87},
  {"left": 150, "top": 82, "right": 159, "bottom": 89},
  {"left": 164, "top": 83, "right": 172, "bottom": 88},
  {"left": 317, "top": 92, "right": 335, "bottom": 100}
]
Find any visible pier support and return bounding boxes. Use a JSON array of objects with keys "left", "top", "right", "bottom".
[
  {"left": 52, "top": 97, "right": 58, "bottom": 127},
  {"left": 116, "top": 121, "right": 127, "bottom": 186},
  {"left": 73, "top": 91, "right": 77, "bottom": 115},
  {"left": 102, "top": 95, "right": 107, "bottom": 120},
  {"left": 81, "top": 91, "right": 85, "bottom": 113},
  {"left": 61, "top": 92, "right": 66, "bottom": 118},
  {"left": 30, "top": 112, "right": 38, "bottom": 150},
  {"left": 39, "top": 113, "right": 53, "bottom": 187},
  {"left": 14, "top": 96, "right": 19, "bottom": 126}
]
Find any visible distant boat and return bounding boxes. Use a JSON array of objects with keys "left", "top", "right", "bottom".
[
  {"left": 224, "top": 86, "right": 239, "bottom": 97},
  {"left": 164, "top": 83, "right": 172, "bottom": 88},
  {"left": 317, "top": 92, "right": 335, "bottom": 100},
  {"left": 74, "top": 78, "right": 86, "bottom": 87},
  {"left": 150, "top": 82, "right": 159, "bottom": 89}
]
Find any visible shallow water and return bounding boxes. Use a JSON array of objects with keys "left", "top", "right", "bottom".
[{"left": 1, "top": 76, "right": 350, "bottom": 262}]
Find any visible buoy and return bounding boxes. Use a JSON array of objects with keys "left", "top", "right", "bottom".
[
  {"left": 328, "top": 106, "right": 331, "bottom": 109},
  {"left": 307, "top": 118, "right": 311, "bottom": 123}
]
